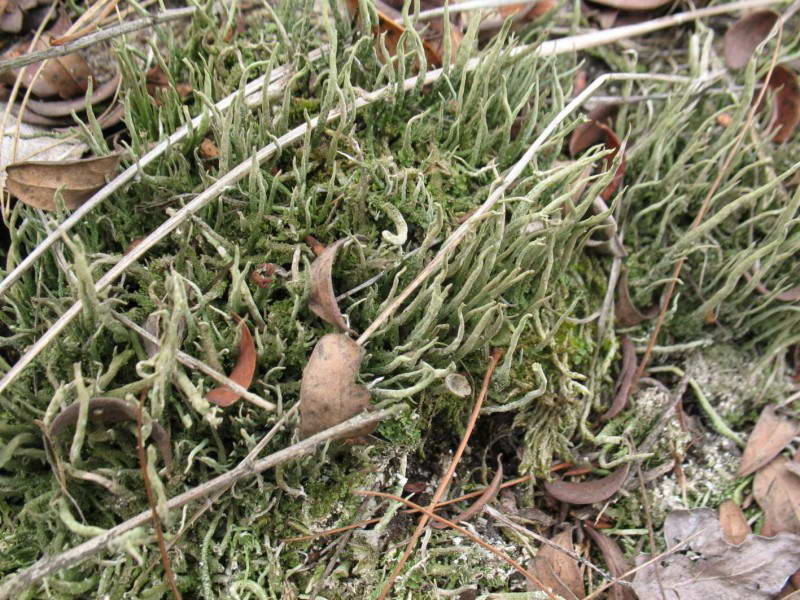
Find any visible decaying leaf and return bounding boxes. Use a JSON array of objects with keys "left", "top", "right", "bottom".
[
  {"left": 299, "top": 333, "right": 374, "bottom": 439},
  {"left": 584, "top": 524, "right": 635, "bottom": 600},
  {"left": 498, "top": 0, "right": 556, "bottom": 20},
  {"left": 207, "top": 316, "right": 257, "bottom": 407},
  {"left": 569, "top": 119, "right": 626, "bottom": 201},
  {"left": 527, "top": 528, "right": 584, "bottom": 600},
  {"left": 757, "top": 64, "right": 800, "bottom": 143},
  {"left": 739, "top": 405, "right": 799, "bottom": 476},
  {"left": 146, "top": 65, "right": 193, "bottom": 102},
  {"left": 544, "top": 463, "right": 629, "bottom": 505},
  {"left": 6, "top": 153, "right": 121, "bottom": 210},
  {"left": 724, "top": 10, "right": 779, "bottom": 70},
  {"left": 719, "top": 500, "right": 751, "bottom": 545},
  {"left": 601, "top": 335, "right": 636, "bottom": 421},
  {"left": 754, "top": 456, "right": 800, "bottom": 536},
  {"left": 632, "top": 508, "right": 800, "bottom": 599},
  {"left": 49, "top": 397, "right": 173, "bottom": 468},
  {"left": 24, "top": 73, "right": 120, "bottom": 119},
  {"left": 433, "top": 456, "right": 503, "bottom": 529},
  {"left": 308, "top": 238, "right": 352, "bottom": 332},
  {"left": 582, "top": 0, "right": 673, "bottom": 10},
  {"left": 616, "top": 267, "right": 659, "bottom": 327}
]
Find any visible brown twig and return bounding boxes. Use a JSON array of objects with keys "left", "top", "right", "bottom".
[
  {"left": 376, "top": 349, "right": 503, "bottom": 600},
  {"left": 357, "top": 490, "right": 558, "bottom": 599},
  {"left": 135, "top": 390, "right": 181, "bottom": 600},
  {"left": 633, "top": 22, "right": 784, "bottom": 386}
]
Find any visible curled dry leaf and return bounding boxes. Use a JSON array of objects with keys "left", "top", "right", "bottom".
[
  {"left": 724, "top": 10, "right": 779, "bottom": 70},
  {"left": 569, "top": 119, "right": 626, "bottom": 201},
  {"left": 6, "top": 153, "right": 121, "bottom": 210},
  {"left": 308, "top": 238, "right": 351, "bottom": 332},
  {"left": 545, "top": 463, "right": 629, "bottom": 505},
  {"left": 49, "top": 397, "right": 173, "bottom": 469},
  {"left": 754, "top": 456, "right": 800, "bottom": 536},
  {"left": 757, "top": 65, "right": 800, "bottom": 143},
  {"left": 633, "top": 508, "right": 800, "bottom": 599},
  {"left": 207, "top": 316, "right": 257, "bottom": 407},
  {"left": 738, "top": 404, "right": 799, "bottom": 476},
  {"left": 527, "top": 528, "right": 584, "bottom": 600},
  {"left": 719, "top": 500, "right": 751, "bottom": 545},
  {"left": 299, "top": 333, "right": 375, "bottom": 439},
  {"left": 616, "top": 267, "right": 658, "bottom": 327},
  {"left": 583, "top": 524, "right": 635, "bottom": 600},
  {"left": 433, "top": 456, "right": 503, "bottom": 529},
  {"left": 24, "top": 72, "right": 121, "bottom": 118},
  {"left": 601, "top": 335, "right": 637, "bottom": 421},
  {"left": 583, "top": 0, "right": 674, "bottom": 10}
]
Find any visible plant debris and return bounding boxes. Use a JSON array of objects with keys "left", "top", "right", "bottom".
[
  {"left": 527, "top": 528, "right": 584, "bottom": 600},
  {"left": 724, "top": 10, "right": 779, "bottom": 70},
  {"left": 544, "top": 463, "right": 630, "bottom": 505},
  {"left": 207, "top": 316, "right": 257, "bottom": 407},
  {"left": 719, "top": 499, "right": 751, "bottom": 544},
  {"left": 757, "top": 64, "right": 800, "bottom": 143},
  {"left": 584, "top": 524, "right": 635, "bottom": 600},
  {"left": 569, "top": 117, "right": 626, "bottom": 201},
  {"left": 308, "top": 238, "right": 352, "bottom": 332},
  {"left": 632, "top": 508, "right": 800, "bottom": 599},
  {"left": 299, "top": 333, "right": 374, "bottom": 439},
  {"left": 753, "top": 456, "right": 800, "bottom": 536},
  {"left": 432, "top": 456, "right": 503, "bottom": 528},
  {"left": 738, "top": 404, "right": 799, "bottom": 476},
  {"left": 601, "top": 334, "right": 637, "bottom": 420}
]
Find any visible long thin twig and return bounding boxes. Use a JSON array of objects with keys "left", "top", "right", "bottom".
[
  {"left": 0, "top": 403, "right": 405, "bottom": 600},
  {"left": 135, "top": 390, "right": 181, "bottom": 600},
  {"left": 0, "top": 7, "right": 196, "bottom": 73},
  {"left": 357, "top": 490, "right": 557, "bottom": 599},
  {"left": 633, "top": 18, "right": 784, "bottom": 386},
  {"left": 0, "top": 0, "right": 783, "bottom": 408},
  {"left": 376, "top": 349, "right": 503, "bottom": 600}
]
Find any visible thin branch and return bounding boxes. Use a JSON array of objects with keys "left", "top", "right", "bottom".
[
  {"left": 377, "top": 349, "right": 503, "bottom": 600},
  {"left": 135, "top": 390, "right": 181, "bottom": 600},
  {"left": 0, "top": 7, "right": 196, "bottom": 73},
  {"left": 0, "top": 403, "right": 406, "bottom": 600}
]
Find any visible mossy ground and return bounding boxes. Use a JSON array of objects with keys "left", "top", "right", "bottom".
[{"left": 1, "top": 1, "right": 799, "bottom": 598}]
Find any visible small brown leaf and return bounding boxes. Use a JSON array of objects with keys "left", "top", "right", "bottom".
[
  {"left": 6, "top": 153, "right": 121, "bottom": 211},
  {"left": 754, "top": 456, "right": 800, "bottom": 536},
  {"left": 745, "top": 269, "right": 800, "bottom": 302},
  {"left": 757, "top": 65, "right": 800, "bottom": 143},
  {"left": 433, "top": 456, "right": 503, "bottom": 529},
  {"left": 584, "top": 524, "right": 635, "bottom": 600},
  {"left": 199, "top": 138, "right": 220, "bottom": 160},
  {"left": 739, "top": 405, "right": 799, "bottom": 476},
  {"left": 582, "top": 0, "right": 673, "bottom": 9},
  {"left": 724, "top": 10, "right": 779, "bottom": 70},
  {"left": 616, "top": 268, "right": 659, "bottom": 327},
  {"left": 719, "top": 500, "right": 751, "bottom": 545},
  {"left": 601, "top": 335, "right": 637, "bottom": 421},
  {"left": 146, "top": 65, "right": 192, "bottom": 102},
  {"left": 207, "top": 316, "right": 257, "bottom": 407},
  {"left": 299, "top": 333, "right": 374, "bottom": 439},
  {"left": 308, "top": 238, "right": 351, "bottom": 332},
  {"left": 527, "top": 528, "right": 584, "bottom": 600},
  {"left": 569, "top": 120, "right": 626, "bottom": 201},
  {"left": 545, "top": 463, "right": 630, "bottom": 505},
  {"left": 498, "top": 0, "right": 556, "bottom": 20},
  {"left": 49, "top": 397, "right": 173, "bottom": 469}
]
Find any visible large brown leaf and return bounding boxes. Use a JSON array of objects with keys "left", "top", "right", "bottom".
[
  {"left": 632, "top": 508, "right": 800, "bottom": 599},
  {"left": 583, "top": 524, "right": 635, "bottom": 600},
  {"left": 527, "top": 529, "right": 584, "bottom": 600},
  {"left": 299, "top": 334, "right": 374, "bottom": 439},
  {"left": 6, "top": 154, "right": 121, "bottom": 210},
  {"left": 545, "top": 463, "right": 629, "bottom": 505},
  {"left": 49, "top": 397, "right": 173, "bottom": 468},
  {"left": 724, "top": 10, "right": 779, "bottom": 70},
  {"left": 207, "top": 316, "right": 257, "bottom": 407},
  {"left": 738, "top": 405, "right": 799, "bottom": 477},
  {"left": 754, "top": 456, "right": 800, "bottom": 536},
  {"left": 308, "top": 238, "right": 351, "bottom": 332}
]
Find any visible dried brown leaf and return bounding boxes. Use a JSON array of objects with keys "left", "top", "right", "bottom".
[
  {"left": 308, "top": 238, "right": 351, "bottom": 332},
  {"left": 527, "top": 528, "right": 584, "bottom": 600},
  {"left": 719, "top": 500, "right": 751, "bottom": 544},
  {"left": 207, "top": 316, "right": 256, "bottom": 407},
  {"left": 739, "top": 405, "right": 799, "bottom": 476},
  {"left": 724, "top": 10, "right": 779, "bottom": 70},
  {"left": 433, "top": 456, "right": 503, "bottom": 529},
  {"left": 6, "top": 153, "right": 121, "bottom": 210},
  {"left": 583, "top": 0, "right": 673, "bottom": 10},
  {"left": 299, "top": 333, "right": 374, "bottom": 439},
  {"left": 601, "top": 335, "right": 636, "bottom": 421},
  {"left": 754, "top": 456, "right": 800, "bottom": 536},
  {"left": 632, "top": 508, "right": 800, "bottom": 599},
  {"left": 146, "top": 65, "right": 192, "bottom": 102},
  {"left": 25, "top": 73, "right": 120, "bottom": 118},
  {"left": 49, "top": 397, "right": 173, "bottom": 469},
  {"left": 744, "top": 269, "right": 800, "bottom": 302},
  {"left": 498, "top": 0, "right": 556, "bottom": 20},
  {"left": 583, "top": 524, "right": 635, "bottom": 600},
  {"left": 569, "top": 120, "right": 626, "bottom": 201},
  {"left": 615, "top": 267, "right": 658, "bottom": 327},
  {"left": 757, "top": 64, "right": 800, "bottom": 143},
  {"left": 544, "top": 463, "right": 629, "bottom": 505},
  {"left": 199, "top": 138, "right": 220, "bottom": 160}
]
